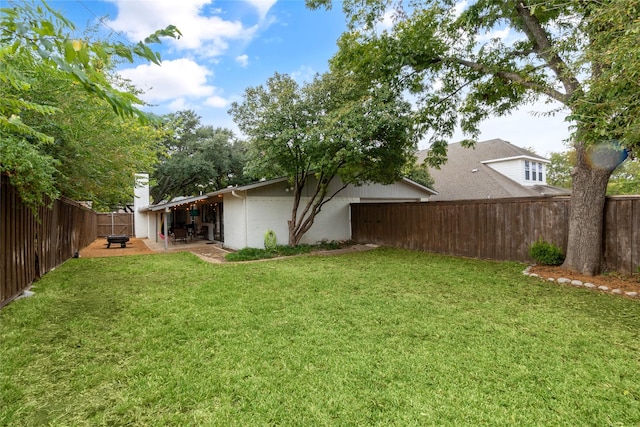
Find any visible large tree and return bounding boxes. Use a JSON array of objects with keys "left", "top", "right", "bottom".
[
  {"left": 229, "top": 72, "right": 418, "bottom": 246},
  {"left": 150, "top": 110, "right": 250, "bottom": 203},
  {"left": 4, "top": 58, "right": 164, "bottom": 210},
  {"left": 309, "top": 0, "right": 639, "bottom": 275},
  {"left": 0, "top": 0, "right": 179, "bottom": 208}
]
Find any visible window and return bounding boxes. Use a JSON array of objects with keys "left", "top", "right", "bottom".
[
  {"left": 524, "top": 160, "right": 530, "bottom": 180},
  {"left": 532, "top": 162, "right": 537, "bottom": 181},
  {"left": 538, "top": 163, "right": 543, "bottom": 181}
]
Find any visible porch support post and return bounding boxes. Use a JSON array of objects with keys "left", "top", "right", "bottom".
[{"left": 164, "top": 207, "right": 169, "bottom": 251}]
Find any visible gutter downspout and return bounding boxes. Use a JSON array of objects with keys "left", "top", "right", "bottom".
[{"left": 231, "top": 190, "right": 248, "bottom": 248}]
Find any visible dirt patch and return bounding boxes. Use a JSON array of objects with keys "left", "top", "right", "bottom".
[
  {"left": 180, "top": 244, "right": 228, "bottom": 263},
  {"left": 529, "top": 264, "right": 640, "bottom": 296},
  {"left": 79, "top": 237, "right": 229, "bottom": 263},
  {"left": 80, "top": 237, "right": 154, "bottom": 258}
]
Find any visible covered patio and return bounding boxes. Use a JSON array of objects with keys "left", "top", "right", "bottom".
[{"left": 136, "top": 194, "right": 225, "bottom": 250}]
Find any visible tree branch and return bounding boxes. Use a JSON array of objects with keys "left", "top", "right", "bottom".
[
  {"left": 452, "top": 57, "right": 569, "bottom": 104},
  {"left": 514, "top": 1, "right": 581, "bottom": 99}
]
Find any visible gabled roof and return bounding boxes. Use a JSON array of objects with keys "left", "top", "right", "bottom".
[
  {"left": 139, "top": 176, "right": 436, "bottom": 212},
  {"left": 416, "top": 138, "right": 570, "bottom": 201},
  {"left": 206, "top": 177, "right": 290, "bottom": 197},
  {"left": 206, "top": 176, "right": 437, "bottom": 197}
]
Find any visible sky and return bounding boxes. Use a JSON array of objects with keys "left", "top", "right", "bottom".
[{"left": 48, "top": 0, "right": 572, "bottom": 157}]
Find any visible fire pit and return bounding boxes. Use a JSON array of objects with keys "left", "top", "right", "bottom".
[{"left": 106, "top": 235, "right": 129, "bottom": 248}]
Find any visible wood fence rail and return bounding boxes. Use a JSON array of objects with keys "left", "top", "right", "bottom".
[
  {"left": 1, "top": 175, "right": 97, "bottom": 308},
  {"left": 351, "top": 196, "right": 640, "bottom": 275},
  {"left": 96, "top": 212, "right": 134, "bottom": 237}
]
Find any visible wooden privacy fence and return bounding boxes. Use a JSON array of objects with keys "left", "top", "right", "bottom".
[
  {"left": 1, "top": 175, "right": 97, "bottom": 308},
  {"left": 351, "top": 196, "right": 640, "bottom": 275},
  {"left": 96, "top": 212, "right": 134, "bottom": 237}
]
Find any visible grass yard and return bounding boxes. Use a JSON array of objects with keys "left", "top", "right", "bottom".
[{"left": 1, "top": 248, "right": 639, "bottom": 426}]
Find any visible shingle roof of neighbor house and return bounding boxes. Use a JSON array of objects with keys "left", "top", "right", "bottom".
[{"left": 416, "top": 138, "right": 571, "bottom": 201}]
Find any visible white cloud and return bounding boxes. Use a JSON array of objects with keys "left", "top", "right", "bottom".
[
  {"left": 106, "top": 0, "right": 257, "bottom": 57},
  {"left": 204, "top": 96, "right": 228, "bottom": 108},
  {"left": 374, "top": 10, "right": 395, "bottom": 33},
  {"left": 453, "top": 1, "right": 468, "bottom": 18},
  {"left": 235, "top": 54, "right": 249, "bottom": 67},
  {"left": 244, "top": 0, "right": 277, "bottom": 21},
  {"left": 168, "top": 98, "right": 189, "bottom": 110},
  {"left": 117, "top": 58, "right": 215, "bottom": 103},
  {"left": 291, "top": 65, "right": 316, "bottom": 84}
]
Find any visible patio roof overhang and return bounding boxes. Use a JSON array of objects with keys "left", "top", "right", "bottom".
[{"left": 138, "top": 194, "right": 209, "bottom": 213}]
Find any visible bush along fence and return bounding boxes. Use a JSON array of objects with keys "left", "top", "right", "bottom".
[
  {"left": 350, "top": 196, "right": 640, "bottom": 275},
  {"left": 1, "top": 174, "right": 97, "bottom": 308}
]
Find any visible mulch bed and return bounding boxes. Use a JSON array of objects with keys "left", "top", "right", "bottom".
[{"left": 529, "top": 264, "right": 640, "bottom": 296}]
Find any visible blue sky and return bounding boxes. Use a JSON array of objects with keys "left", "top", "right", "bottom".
[{"left": 47, "top": 0, "right": 570, "bottom": 156}]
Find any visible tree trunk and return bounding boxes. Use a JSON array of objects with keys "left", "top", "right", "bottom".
[
  {"left": 288, "top": 220, "right": 300, "bottom": 247},
  {"left": 562, "top": 147, "right": 613, "bottom": 276}
]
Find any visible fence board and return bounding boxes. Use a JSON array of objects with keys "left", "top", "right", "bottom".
[
  {"left": 1, "top": 175, "right": 97, "bottom": 308},
  {"left": 351, "top": 196, "right": 639, "bottom": 275},
  {"left": 96, "top": 213, "right": 134, "bottom": 237}
]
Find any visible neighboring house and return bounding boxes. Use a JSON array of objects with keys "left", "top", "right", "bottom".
[
  {"left": 135, "top": 175, "right": 436, "bottom": 250},
  {"left": 416, "top": 138, "right": 571, "bottom": 201}
]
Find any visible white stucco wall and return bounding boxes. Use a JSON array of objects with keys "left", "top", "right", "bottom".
[
  {"left": 223, "top": 194, "right": 356, "bottom": 250},
  {"left": 148, "top": 212, "right": 158, "bottom": 242},
  {"left": 222, "top": 194, "right": 248, "bottom": 250},
  {"left": 134, "top": 174, "right": 150, "bottom": 238},
  {"left": 219, "top": 177, "right": 434, "bottom": 250}
]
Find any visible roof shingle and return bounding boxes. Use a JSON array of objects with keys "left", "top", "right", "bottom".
[{"left": 416, "top": 138, "right": 570, "bottom": 201}]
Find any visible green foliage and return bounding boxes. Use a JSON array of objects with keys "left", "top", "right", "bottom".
[
  {"left": 0, "top": 0, "right": 180, "bottom": 209},
  {"left": 229, "top": 71, "right": 417, "bottom": 245},
  {"left": 1, "top": 0, "right": 180, "bottom": 123},
  {"left": 548, "top": 151, "right": 640, "bottom": 195},
  {"left": 608, "top": 159, "right": 640, "bottom": 195},
  {"left": 264, "top": 229, "right": 278, "bottom": 250},
  {"left": 151, "top": 110, "right": 250, "bottom": 203},
  {"left": 0, "top": 135, "right": 59, "bottom": 208},
  {"left": 7, "top": 63, "right": 164, "bottom": 210},
  {"left": 547, "top": 151, "right": 575, "bottom": 189},
  {"left": 569, "top": 0, "right": 640, "bottom": 149},
  {"left": 310, "top": 0, "right": 640, "bottom": 163},
  {"left": 403, "top": 161, "right": 434, "bottom": 188},
  {"left": 225, "top": 245, "right": 312, "bottom": 261},
  {"left": 226, "top": 240, "right": 347, "bottom": 261},
  {"left": 309, "top": 0, "right": 640, "bottom": 274},
  {"left": 529, "top": 238, "right": 565, "bottom": 266}
]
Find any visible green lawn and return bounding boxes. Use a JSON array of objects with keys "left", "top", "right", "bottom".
[{"left": 1, "top": 248, "right": 639, "bottom": 426}]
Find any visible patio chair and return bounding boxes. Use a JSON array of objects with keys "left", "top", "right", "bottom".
[{"left": 172, "top": 227, "right": 188, "bottom": 243}]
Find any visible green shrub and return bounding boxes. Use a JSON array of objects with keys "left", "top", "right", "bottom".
[
  {"left": 225, "top": 241, "right": 349, "bottom": 262},
  {"left": 264, "top": 230, "right": 278, "bottom": 250},
  {"left": 529, "top": 238, "right": 565, "bottom": 266},
  {"left": 226, "top": 247, "right": 277, "bottom": 262}
]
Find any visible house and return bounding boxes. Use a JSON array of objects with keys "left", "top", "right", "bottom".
[
  {"left": 135, "top": 175, "right": 436, "bottom": 250},
  {"left": 416, "top": 138, "right": 570, "bottom": 201}
]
